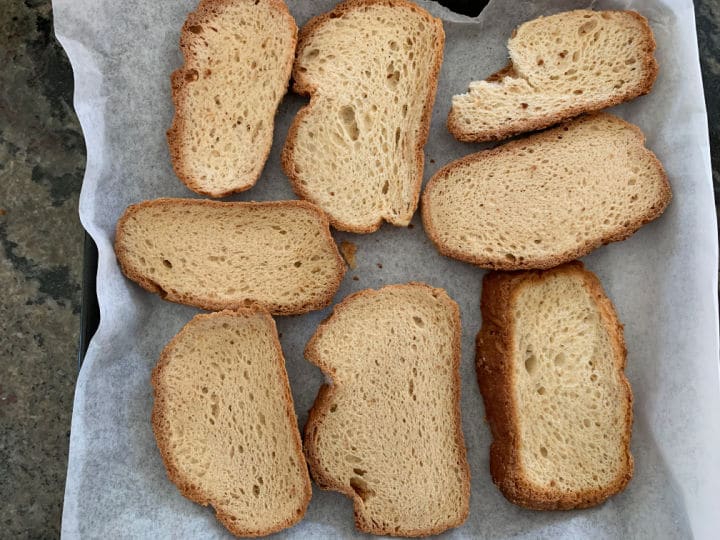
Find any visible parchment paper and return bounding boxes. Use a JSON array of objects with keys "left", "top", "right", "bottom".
[{"left": 54, "top": 0, "right": 720, "bottom": 537}]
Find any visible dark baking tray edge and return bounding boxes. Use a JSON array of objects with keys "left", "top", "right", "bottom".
[{"left": 78, "top": 232, "right": 100, "bottom": 369}]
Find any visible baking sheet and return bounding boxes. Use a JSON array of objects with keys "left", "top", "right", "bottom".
[{"left": 54, "top": 0, "right": 720, "bottom": 537}]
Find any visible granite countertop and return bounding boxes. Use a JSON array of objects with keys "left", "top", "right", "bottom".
[{"left": 1, "top": 0, "right": 718, "bottom": 537}]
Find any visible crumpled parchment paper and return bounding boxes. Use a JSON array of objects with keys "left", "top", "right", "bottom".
[{"left": 54, "top": 0, "right": 720, "bottom": 537}]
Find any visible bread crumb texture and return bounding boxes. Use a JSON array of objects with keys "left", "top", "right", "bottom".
[
  {"left": 476, "top": 262, "right": 633, "bottom": 509},
  {"left": 304, "top": 283, "right": 470, "bottom": 536},
  {"left": 449, "top": 10, "right": 657, "bottom": 141},
  {"left": 151, "top": 308, "right": 311, "bottom": 536},
  {"left": 282, "top": 0, "right": 444, "bottom": 232},
  {"left": 114, "top": 198, "right": 345, "bottom": 314},
  {"left": 422, "top": 113, "right": 671, "bottom": 270},
  {"left": 339, "top": 241, "right": 358, "bottom": 269},
  {"left": 168, "top": 0, "right": 297, "bottom": 197}
]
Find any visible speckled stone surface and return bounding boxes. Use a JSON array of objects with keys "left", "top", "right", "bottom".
[
  {"left": 1, "top": 1, "right": 84, "bottom": 536},
  {"left": 697, "top": 0, "right": 720, "bottom": 214},
  {"left": 0, "top": 0, "right": 717, "bottom": 537}
]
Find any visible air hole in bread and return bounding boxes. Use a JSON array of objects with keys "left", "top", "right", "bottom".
[
  {"left": 578, "top": 20, "right": 598, "bottom": 35},
  {"left": 350, "top": 476, "right": 374, "bottom": 501},
  {"left": 338, "top": 105, "right": 360, "bottom": 141},
  {"left": 524, "top": 348, "right": 538, "bottom": 375},
  {"left": 386, "top": 61, "right": 400, "bottom": 88}
]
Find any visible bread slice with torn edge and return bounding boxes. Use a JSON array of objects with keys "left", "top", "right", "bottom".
[
  {"left": 151, "top": 308, "right": 312, "bottom": 536},
  {"left": 476, "top": 261, "right": 633, "bottom": 510},
  {"left": 422, "top": 113, "right": 671, "bottom": 270},
  {"left": 448, "top": 9, "right": 658, "bottom": 142},
  {"left": 167, "top": 0, "right": 297, "bottom": 197},
  {"left": 304, "top": 283, "right": 470, "bottom": 536},
  {"left": 281, "top": 0, "right": 445, "bottom": 233},
  {"left": 114, "top": 198, "right": 345, "bottom": 315}
]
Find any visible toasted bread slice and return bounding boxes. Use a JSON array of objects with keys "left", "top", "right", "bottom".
[
  {"left": 151, "top": 308, "right": 311, "bottom": 536},
  {"left": 114, "top": 198, "right": 345, "bottom": 314},
  {"left": 281, "top": 0, "right": 444, "bottom": 233},
  {"left": 167, "top": 0, "right": 297, "bottom": 197},
  {"left": 448, "top": 10, "right": 658, "bottom": 142},
  {"left": 476, "top": 262, "right": 633, "bottom": 510},
  {"left": 304, "top": 283, "right": 470, "bottom": 536},
  {"left": 422, "top": 113, "right": 671, "bottom": 270}
]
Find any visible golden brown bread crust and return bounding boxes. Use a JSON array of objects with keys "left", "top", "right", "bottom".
[
  {"left": 167, "top": 0, "right": 298, "bottom": 198},
  {"left": 303, "top": 283, "right": 471, "bottom": 536},
  {"left": 422, "top": 113, "right": 672, "bottom": 270},
  {"left": 114, "top": 198, "right": 346, "bottom": 315},
  {"left": 151, "top": 307, "right": 312, "bottom": 537},
  {"left": 281, "top": 0, "right": 445, "bottom": 233},
  {"left": 475, "top": 262, "right": 634, "bottom": 509},
  {"left": 447, "top": 10, "right": 658, "bottom": 143}
]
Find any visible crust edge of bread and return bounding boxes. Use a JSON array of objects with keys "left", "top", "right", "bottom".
[
  {"left": 475, "top": 261, "right": 634, "bottom": 510},
  {"left": 422, "top": 113, "right": 672, "bottom": 271},
  {"left": 150, "top": 307, "right": 312, "bottom": 537},
  {"left": 167, "top": 0, "right": 298, "bottom": 198},
  {"left": 303, "top": 282, "right": 471, "bottom": 537},
  {"left": 446, "top": 10, "right": 659, "bottom": 143},
  {"left": 280, "top": 0, "right": 445, "bottom": 233},
  {"left": 114, "top": 198, "right": 346, "bottom": 315}
]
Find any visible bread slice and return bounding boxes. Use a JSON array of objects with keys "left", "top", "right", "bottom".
[
  {"left": 448, "top": 10, "right": 657, "bottom": 142},
  {"left": 151, "top": 308, "right": 312, "bottom": 536},
  {"left": 476, "top": 262, "right": 633, "bottom": 510},
  {"left": 422, "top": 113, "right": 671, "bottom": 270},
  {"left": 114, "top": 198, "right": 345, "bottom": 314},
  {"left": 167, "top": 0, "right": 297, "bottom": 197},
  {"left": 281, "top": 0, "right": 444, "bottom": 233},
  {"left": 304, "top": 283, "right": 470, "bottom": 536}
]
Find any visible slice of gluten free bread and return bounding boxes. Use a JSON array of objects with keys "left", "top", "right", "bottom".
[
  {"left": 151, "top": 308, "right": 312, "bottom": 536},
  {"left": 281, "top": 0, "right": 445, "bottom": 233},
  {"left": 167, "top": 0, "right": 297, "bottom": 197},
  {"left": 476, "top": 262, "right": 633, "bottom": 510},
  {"left": 304, "top": 283, "right": 470, "bottom": 536},
  {"left": 448, "top": 10, "right": 658, "bottom": 142},
  {"left": 422, "top": 113, "right": 671, "bottom": 270},
  {"left": 114, "top": 198, "right": 345, "bottom": 315}
]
